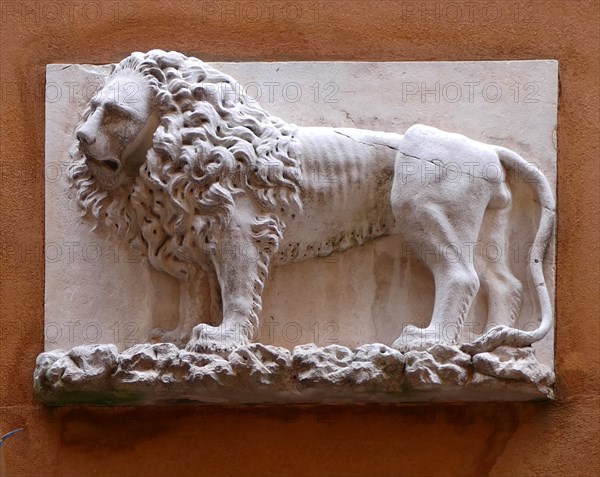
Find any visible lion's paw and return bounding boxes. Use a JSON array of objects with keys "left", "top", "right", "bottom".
[
  {"left": 185, "top": 323, "right": 249, "bottom": 356},
  {"left": 392, "top": 325, "right": 458, "bottom": 353}
]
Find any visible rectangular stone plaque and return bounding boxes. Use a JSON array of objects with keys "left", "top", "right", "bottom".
[{"left": 38, "top": 55, "right": 557, "bottom": 404}]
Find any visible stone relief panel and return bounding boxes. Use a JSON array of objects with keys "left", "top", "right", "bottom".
[{"left": 37, "top": 51, "right": 557, "bottom": 404}]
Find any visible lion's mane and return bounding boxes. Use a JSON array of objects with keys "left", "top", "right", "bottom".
[{"left": 68, "top": 49, "right": 302, "bottom": 287}]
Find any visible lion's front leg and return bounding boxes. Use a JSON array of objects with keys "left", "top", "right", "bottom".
[
  {"left": 186, "top": 214, "right": 280, "bottom": 354},
  {"left": 150, "top": 274, "right": 206, "bottom": 347}
]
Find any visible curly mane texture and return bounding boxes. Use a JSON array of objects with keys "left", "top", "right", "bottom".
[{"left": 68, "top": 49, "right": 302, "bottom": 281}]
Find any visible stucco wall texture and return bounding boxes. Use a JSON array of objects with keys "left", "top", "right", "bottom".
[{"left": 0, "top": 1, "right": 598, "bottom": 476}]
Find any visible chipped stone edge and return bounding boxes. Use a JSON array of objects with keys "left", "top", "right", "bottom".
[{"left": 34, "top": 343, "right": 555, "bottom": 406}]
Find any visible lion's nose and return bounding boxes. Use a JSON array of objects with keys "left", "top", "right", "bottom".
[{"left": 76, "top": 129, "right": 95, "bottom": 145}]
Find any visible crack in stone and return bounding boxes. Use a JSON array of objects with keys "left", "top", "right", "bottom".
[
  {"left": 333, "top": 130, "right": 497, "bottom": 184},
  {"left": 333, "top": 129, "right": 558, "bottom": 213}
]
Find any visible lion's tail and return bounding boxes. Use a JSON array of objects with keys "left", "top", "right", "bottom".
[{"left": 461, "top": 146, "right": 556, "bottom": 355}]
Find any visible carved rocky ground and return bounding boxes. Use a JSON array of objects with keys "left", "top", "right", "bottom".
[{"left": 34, "top": 343, "right": 554, "bottom": 405}]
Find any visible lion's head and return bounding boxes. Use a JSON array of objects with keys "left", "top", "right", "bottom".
[{"left": 68, "top": 50, "right": 301, "bottom": 277}]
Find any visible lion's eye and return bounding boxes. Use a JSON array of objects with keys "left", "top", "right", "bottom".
[
  {"left": 88, "top": 99, "right": 100, "bottom": 112},
  {"left": 104, "top": 102, "right": 136, "bottom": 120}
]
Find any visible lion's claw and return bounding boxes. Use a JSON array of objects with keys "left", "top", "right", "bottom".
[
  {"left": 185, "top": 323, "right": 249, "bottom": 356},
  {"left": 392, "top": 324, "right": 458, "bottom": 352}
]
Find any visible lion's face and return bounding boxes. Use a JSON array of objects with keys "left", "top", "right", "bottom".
[{"left": 76, "top": 70, "right": 159, "bottom": 190}]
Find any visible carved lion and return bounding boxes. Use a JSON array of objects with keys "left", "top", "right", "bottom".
[{"left": 68, "top": 50, "right": 555, "bottom": 355}]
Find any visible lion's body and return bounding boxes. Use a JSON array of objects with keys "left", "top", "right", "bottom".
[
  {"left": 274, "top": 127, "right": 399, "bottom": 264},
  {"left": 275, "top": 126, "right": 509, "bottom": 265},
  {"left": 69, "top": 50, "right": 555, "bottom": 354}
]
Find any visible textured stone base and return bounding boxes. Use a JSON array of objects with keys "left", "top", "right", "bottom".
[{"left": 34, "top": 343, "right": 554, "bottom": 405}]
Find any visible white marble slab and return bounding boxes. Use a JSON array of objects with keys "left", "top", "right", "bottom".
[{"left": 45, "top": 60, "right": 557, "bottom": 373}]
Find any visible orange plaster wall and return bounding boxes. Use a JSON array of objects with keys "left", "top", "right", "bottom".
[{"left": 0, "top": 1, "right": 598, "bottom": 476}]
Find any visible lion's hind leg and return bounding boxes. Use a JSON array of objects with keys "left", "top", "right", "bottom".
[
  {"left": 477, "top": 198, "right": 523, "bottom": 333},
  {"left": 392, "top": 203, "right": 483, "bottom": 352}
]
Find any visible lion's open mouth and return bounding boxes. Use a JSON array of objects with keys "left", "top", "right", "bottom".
[
  {"left": 86, "top": 154, "right": 121, "bottom": 173},
  {"left": 102, "top": 159, "right": 120, "bottom": 172}
]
